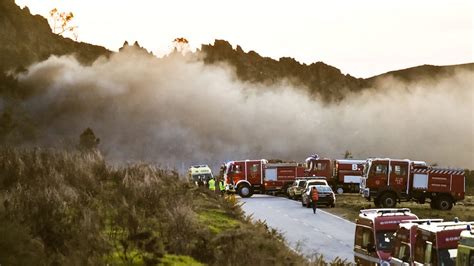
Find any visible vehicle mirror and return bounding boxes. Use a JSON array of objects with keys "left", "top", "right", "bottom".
[{"left": 366, "top": 243, "right": 376, "bottom": 253}]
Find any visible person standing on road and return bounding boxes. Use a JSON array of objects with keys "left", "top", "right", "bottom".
[{"left": 310, "top": 186, "right": 319, "bottom": 214}]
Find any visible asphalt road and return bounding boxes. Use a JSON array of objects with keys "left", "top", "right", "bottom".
[{"left": 239, "top": 194, "right": 355, "bottom": 263}]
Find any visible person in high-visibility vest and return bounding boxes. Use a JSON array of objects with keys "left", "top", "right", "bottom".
[
  {"left": 208, "top": 178, "right": 216, "bottom": 191},
  {"left": 310, "top": 186, "right": 319, "bottom": 214},
  {"left": 219, "top": 179, "right": 226, "bottom": 195}
]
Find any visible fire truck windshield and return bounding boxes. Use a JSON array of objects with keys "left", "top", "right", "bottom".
[{"left": 376, "top": 231, "right": 395, "bottom": 251}]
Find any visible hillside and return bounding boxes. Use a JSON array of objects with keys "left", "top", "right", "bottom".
[
  {"left": 0, "top": 147, "right": 312, "bottom": 265},
  {"left": 367, "top": 62, "right": 474, "bottom": 84},
  {"left": 200, "top": 40, "right": 367, "bottom": 100},
  {"left": 1, "top": 0, "right": 472, "bottom": 101},
  {"left": 0, "top": 0, "right": 110, "bottom": 72}
]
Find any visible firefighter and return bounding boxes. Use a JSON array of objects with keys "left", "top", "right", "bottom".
[
  {"left": 310, "top": 186, "right": 319, "bottom": 214},
  {"left": 208, "top": 177, "right": 216, "bottom": 191},
  {"left": 219, "top": 178, "right": 226, "bottom": 195}
]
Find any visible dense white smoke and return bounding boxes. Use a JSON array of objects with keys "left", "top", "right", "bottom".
[{"left": 16, "top": 47, "right": 474, "bottom": 171}]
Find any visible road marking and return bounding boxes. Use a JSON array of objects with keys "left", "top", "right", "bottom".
[{"left": 318, "top": 209, "right": 355, "bottom": 224}]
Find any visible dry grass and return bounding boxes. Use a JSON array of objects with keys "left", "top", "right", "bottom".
[
  {"left": 0, "top": 147, "right": 324, "bottom": 266},
  {"left": 325, "top": 194, "right": 474, "bottom": 222}
]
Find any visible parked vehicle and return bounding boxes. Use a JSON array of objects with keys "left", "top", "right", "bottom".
[
  {"left": 301, "top": 184, "right": 336, "bottom": 208},
  {"left": 188, "top": 165, "right": 213, "bottom": 186},
  {"left": 305, "top": 157, "right": 365, "bottom": 194},
  {"left": 287, "top": 177, "right": 326, "bottom": 200},
  {"left": 456, "top": 225, "right": 474, "bottom": 266},
  {"left": 412, "top": 220, "right": 473, "bottom": 265},
  {"left": 223, "top": 160, "right": 305, "bottom": 197},
  {"left": 353, "top": 208, "right": 418, "bottom": 265},
  {"left": 390, "top": 219, "right": 443, "bottom": 265},
  {"left": 360, "top": 158, "right": 465, "bottom": 209}
]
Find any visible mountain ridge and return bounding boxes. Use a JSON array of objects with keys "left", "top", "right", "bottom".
[{"left": 1, "top": 0, "right": 472, "bottom": 100}]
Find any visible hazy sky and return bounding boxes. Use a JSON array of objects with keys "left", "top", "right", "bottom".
[{"left": 15, "top": 0, "right": 473, "bottom": 78}]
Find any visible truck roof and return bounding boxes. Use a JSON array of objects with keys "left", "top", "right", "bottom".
[
  {"left": 367, "top": 158, "right": 427, "bottom": 165},
  {"left": 358, "top": 209, "right": 418, "bottom": 231},
  {"left": 413, "top": 168, "right": 464, "bottom": 175},
  {"left": 189, "top": 165, "right": 212, "bottom": 175},
  {"left": 459, "top": 228, "right": 474, "bottom": 246},
  {"left": 191, "top": 164, "right": 210, "bottom": 168},
  {"left": 266, "top": 163, "right": 300, "bottom": 167},
  {"left": 417, "top": 221, "right": 474, "bottom": 233},
  {"left": 417, "top": 221, "right": 473, "bottom": 249},
  {"left": 336, "top": 159, "right": 366, "bottom": 164},
  {"left": 227, "top": 159, "right": 268, "bottom": 164},
  {"left": 398, "top": 219, "right": 444, "bottom": 230}
]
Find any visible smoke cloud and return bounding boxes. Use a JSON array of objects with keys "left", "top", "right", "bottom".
[{"left": 15, "top": 47, "right": 474, "bottom": 171}]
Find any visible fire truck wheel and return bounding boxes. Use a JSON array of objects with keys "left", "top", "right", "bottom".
[
  {"left": 380, "top": 193, "right": 397, "bottom": 208},
  {"left": 301, "top": 200, "right": 305, "bottom": 207},
  {"left": 336, "top": 187, "right": 344, "bottom": 194},
  {"left": 237, "top": 184, "right": 253, "bottom": 198},
  {"left": 437, "top": 196, "right": 453, "bottom": 210}
]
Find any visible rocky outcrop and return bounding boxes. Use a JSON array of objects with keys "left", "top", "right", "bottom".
[{"left": 201, "top": 40, "right": 367, "bottom": 100}]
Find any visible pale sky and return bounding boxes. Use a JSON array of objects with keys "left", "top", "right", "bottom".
[{"left": 15, "top": 0, "right": 474, "bottom": 78}]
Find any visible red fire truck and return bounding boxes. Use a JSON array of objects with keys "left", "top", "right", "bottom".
[
  {"left": 305, "top": 157, "right": 365, "bottom": 194},
  {"left": 412, "top": 220, "right": 473, "bottom": 265},
  {"left": 360, "top": 158, "right": 465, "bottom": 210},
  {"left": 353, "top": 208, "right": 418, "bottom": 265},
  {"left": 223, "top": 159, "right": 305, "bottom": 197},
  {"left": 390, "top": 219, "right": 443, "bottom": 265}
]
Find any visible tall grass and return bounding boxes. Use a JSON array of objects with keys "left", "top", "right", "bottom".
[{"left": 1, "top": 147, "right": 332, "bottom": 265}]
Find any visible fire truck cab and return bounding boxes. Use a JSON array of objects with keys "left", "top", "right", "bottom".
[
  {"left": 390, "top": 219, "right": 443, "bottom": 265},
  {"left": 412, "top": 220, "right": 473, "bottom": 265},
  {"left": 354, "top": 208, "right": 418, "bottom": 265},
  {"left": 456, "top": 226, "right": 474, "bottom": 266},
  {"left": 360, "top": 158, "right": 465, "bottom": 210}
]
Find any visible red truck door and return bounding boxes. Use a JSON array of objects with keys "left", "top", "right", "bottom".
[
  {"left": 246, "top": 160, "right": 263, "bottom": 185},
  {"left": 389, "top": 161, "right": 409, "bottom": 193}
]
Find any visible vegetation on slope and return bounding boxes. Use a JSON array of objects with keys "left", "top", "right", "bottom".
[{"left": 0, "top": 147, "right": 312, "bottom": 265}]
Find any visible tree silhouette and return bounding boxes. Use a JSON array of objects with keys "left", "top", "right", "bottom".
[
  {"left": 79, "top": 128, "right": 100, "bottom": 150},
  {"left": 344, "top": 150, "right": 353, "bottom": 159}
]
